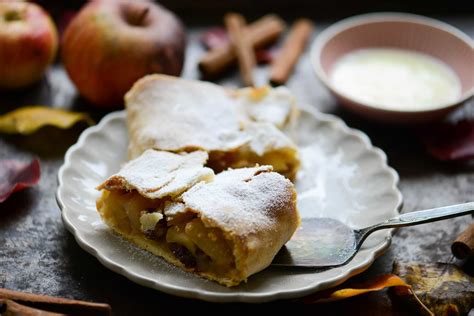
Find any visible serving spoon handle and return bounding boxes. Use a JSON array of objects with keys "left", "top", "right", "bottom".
[{"left": 354, "top": 202, "right": 474, "bottom": 250}]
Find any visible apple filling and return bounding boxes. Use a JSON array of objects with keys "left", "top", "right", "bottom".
[
  {"left": 231, "top": 148, "right": 299, "bottom": 181},
  {"left": 97, "top": 190, "right": 236, "bottom": 277},
  {"left": 205, "top": 149, "right": 298, "bottom": 181}
]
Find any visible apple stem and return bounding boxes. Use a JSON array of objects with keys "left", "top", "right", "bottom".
[
  {"left": 137, "top": 7, "right": 149, "bottom": 25},
  {"left": 4, "top": 10, "right": 22, "bottom": 22}
]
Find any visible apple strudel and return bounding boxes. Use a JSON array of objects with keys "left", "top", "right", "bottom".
[
  {"left": 96, "top": 149, "right": 299, "bottom": 286},
  {"left": 125, "top": 75, "right": 300, "bottom": 180}
]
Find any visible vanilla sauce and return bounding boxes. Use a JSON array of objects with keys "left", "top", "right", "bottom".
[{"left": 329, "top": 48, "right": 462, "bottom": 111}]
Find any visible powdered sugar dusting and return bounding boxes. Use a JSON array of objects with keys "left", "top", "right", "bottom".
[
  {"left": 126, "top": 75, "right": 299, "bottom": 165},
  {"left": 98, "top": 150, "right": 214, "bottom": 199},
  {"left": 164, "top": 201, "right": 186, "bottom": 217},
  {"left": 152, "top": 167, "right": 214, "bottom": 199},
  {"left": 242, "top": 122, "right": 297, "bottom": 156},
  {"left": 183, "top": 166, "right": 295, "bottom": 235},
  {"left": 238, "top": 86, "right": 296, "bottom": 128},
  {"left": 126, "top": 75, "right": 248, "bottom": 154}
]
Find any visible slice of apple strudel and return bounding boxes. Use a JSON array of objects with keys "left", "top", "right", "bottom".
[
  {"left": 125, "top": 75, "right": 300, "bottom": 180},
  {"left": 96, "top": 149, "right": 299, "bottom": 286}
]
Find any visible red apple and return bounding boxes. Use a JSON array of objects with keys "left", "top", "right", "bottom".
[
  {"left": 61, "top": 0, "right": 186, "bottom": 108},
  {"left": 0, "top": 1, "right": 58, "bottom": 89}
]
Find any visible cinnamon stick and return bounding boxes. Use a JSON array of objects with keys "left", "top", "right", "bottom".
[
  {"left": 224, "top": 13, "right": 256, "bottom": 87},
  {"left": 199, "top": 14, "right": 286, "bottom": 77},
  {"left": 0, "top": 288, "right": 111, "bottom": 316},
  {"left": 0, "top": 299, "right": 65, "bottom": 315},
  {"left": 270, "top": 18, "right": 314, "bottom": 85},
  {"left": 451, "top": 222, "right": 474, "bottom": 259}
]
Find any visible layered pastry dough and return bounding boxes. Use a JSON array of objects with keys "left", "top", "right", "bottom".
[
  {"left": 125, "top": 75, "right": 300, "bottom": 180},
  {"left": 96, "top": 149, "right": 299, "bottom": 286}
]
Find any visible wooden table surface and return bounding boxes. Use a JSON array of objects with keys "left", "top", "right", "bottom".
[{"left": 0, "top": 7, "right": 473, "bottom": 314}]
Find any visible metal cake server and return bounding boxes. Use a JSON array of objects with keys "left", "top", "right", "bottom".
[{"left": 272, "top": 202, "right": 474, "bottom": 268}]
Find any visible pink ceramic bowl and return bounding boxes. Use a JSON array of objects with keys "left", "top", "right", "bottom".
[{"left": 311, "top": 13, "right": 474, "bottom": 124}]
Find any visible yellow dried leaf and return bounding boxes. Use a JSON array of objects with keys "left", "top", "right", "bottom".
[
  {"left": 329, "top": 274, "right": 409, "bottom": 301},
  {"left": 303, "top": 273, "right": 434, "bottom": 314},
  {"left": 0, "top": 106, "right": 94, "bottom": 135},
  {"left": 304, "top": 274, "right": 410, "bottom": 303}
]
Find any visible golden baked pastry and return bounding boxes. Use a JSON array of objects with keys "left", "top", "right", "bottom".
[
  {"left": 96, "top": 149, "right": 298, "bottom": 287},
  {"left": 125, "top": 75, "right": 300, "bottom": 180}
]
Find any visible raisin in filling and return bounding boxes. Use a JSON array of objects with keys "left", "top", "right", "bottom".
[
  {"left": 144, "top": 218, "right": 167, "bottom": 240},
  {"left": 169, "top": 243, "right": 197, "bottom": 268}
]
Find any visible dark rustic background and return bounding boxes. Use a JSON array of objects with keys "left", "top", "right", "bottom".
[{"left": 0, "top": 1, "right": 473, "bottom": 314}]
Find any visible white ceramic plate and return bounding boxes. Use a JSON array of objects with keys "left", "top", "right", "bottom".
[{"left": 57, "top": 107, "right": 402, "bottom": 303}]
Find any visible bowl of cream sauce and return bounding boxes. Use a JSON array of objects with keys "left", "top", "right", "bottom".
[{"left": 311, "top": 13, "right": 474, "bottom": 123}]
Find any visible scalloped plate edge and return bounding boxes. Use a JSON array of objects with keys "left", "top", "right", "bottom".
[{"left": 56, "top": 109, "right": 403, "bottom": 303}]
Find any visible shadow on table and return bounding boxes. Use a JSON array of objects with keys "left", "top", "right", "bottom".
[
  {"left": 68, "top": 94, "right": 120, "bottom": 123},
  {"left": 0, "top": 190, "right": 37, "bottom": 228},
  {"left": 0, "top": 81, "right": 51, "bottom": 114},
  {"left": 1, "top": 125, "right": 89, "bottom": 160}
]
